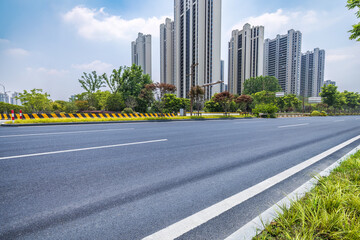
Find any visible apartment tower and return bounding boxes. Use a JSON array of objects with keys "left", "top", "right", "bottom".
[
  {"left": 160, "top": 18, "right": 175, "bottom": 85},
  {"left": 131, "top": 33, "right": 152, "bottom": 77},
  {"left": 174, "top": 0, "right": 222, "bottom": 99},
  {"left": 264, "top": 29, "right": 302, "bottom": 95},
  {"left": 300, "top": 48, "right": 326, "bottom": 97},
  {"left": 228, "top": 23, "right": 264, "bottom": 95}
]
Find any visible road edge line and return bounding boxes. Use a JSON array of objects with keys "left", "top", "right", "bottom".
[{"left": 225, "top": 143, "right": 360, "bottom": 240}]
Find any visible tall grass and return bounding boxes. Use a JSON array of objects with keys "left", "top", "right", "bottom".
[{"left": 254, "top": 151, "right": 360, "bottom": 240}]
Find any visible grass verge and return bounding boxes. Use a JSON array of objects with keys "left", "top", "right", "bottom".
[
  {"left": 254, "top": 150, "right": 360, "bottom": 240},
  {"left": 4, "top": 114, "right": 253, "bottom": 124}
]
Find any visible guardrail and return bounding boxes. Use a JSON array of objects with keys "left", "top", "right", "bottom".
[{"left": 0, "top": 112, "right": 177, "bottom": 120}]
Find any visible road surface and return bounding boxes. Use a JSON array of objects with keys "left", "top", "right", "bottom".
[{"left": 1, "top": 116, "right": 359, "bottom": 239}]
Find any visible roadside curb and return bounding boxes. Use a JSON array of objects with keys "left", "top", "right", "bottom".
[
  {"left": 225, "top": 143, "right": 360, "bottom": 240},
  {"left": 0, "top": 117, "right": 254, "bottom": 127}
]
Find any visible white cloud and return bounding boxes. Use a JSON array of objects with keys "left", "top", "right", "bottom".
[
  {"left": 63, "top": 6, "right": 169, "bottom": 41},
  {"left": 230, "top": 9, "right": 340, "bottom": 39},
  {"left": 26, "top": 67, "right": 68, "bottom": 75},
  {"left": 71, "top": 60, "right": 114, "bottom": 72},
  {"left": 5, "top": 48, "right": 29, "bottom": 56},
  {"left": 0, "top": 38, "right": 10, "bottom": 44},
  {"left": 327, "top": 54, "right": 354, "bottom": 62}
]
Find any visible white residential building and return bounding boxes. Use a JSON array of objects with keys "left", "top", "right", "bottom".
[
  {"left": 264, "top": 29, "right": 302, "bottom": 95},
  {"left": 174, "top": 0, "right": 222, "bottom": 99},
  {"left": 160, "top": 18, "right": 175, "bottom": 85},
  {"left": 228, "top": 23, "right": 264, "bottom": 95},
  {"left": 300, "top": 48, "right": 326, "bottom": 97},
  {"left": 131, "top": 33, "right": 152, "bottom": 77}
]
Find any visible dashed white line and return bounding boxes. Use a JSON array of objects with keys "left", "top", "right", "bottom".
[
  {"left": 278, "top": 123, "right": 309, "bottom": 128},
  {"left": 0, "top": 139, "right": 168, "bottom": 160},
  {"left": 0, "top": 128, "right": 134, "bottom": 138},
  {"left": 142, "top": 135, "right": 360, "bottom": 240}
]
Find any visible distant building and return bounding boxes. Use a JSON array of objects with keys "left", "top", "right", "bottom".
[
  {"left": 10, "top": 92, "right": 21, "bottom": 105},
  {"left": 131, "top": 33, "right": 152, "bottom": 77},
  {"left": 300, "top": 48, "right": 326, "bottom": 97},
  {"left": 264, "top": 29, "right": 302, "bottom": 95},
  {"left": 0, "top": 93, "right": 9, "bottom": 103},
  {"left": 228, "top": 23, "right": 264, "bottom": 95},
  {"left": 174, "top": 0, "right": 222, "bottom": 99},
  {"left": 160, "top": 18, "right": 175, "bottom": 85},
  {"left": 324, "top": 80, "right": 336, "bottom": 87}
]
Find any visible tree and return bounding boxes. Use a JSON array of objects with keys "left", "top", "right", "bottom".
[
  {"left": 125, "top": 96, "right": 138, "bottom": 110},
  {"left": 343, "top": 91, "right": 360, "bottom": 110},
  {"left": 253, "top": 91, "right": 276, "bottom": 105},
  {"left": 235, "top": 95, "right": 253, "bottom": 112},
  {"left": 189, "top": 85, "right": 205, "bottom": 116},
  {"left": 102, "top": 67, "right": 124, "bottom": 94},
  {"left": 212, "top": 91, "right": 234, "bottom": 115},
  {"left": 119, "top": 64, "right": 152, "bottom": 99},
  {"left": 16, "top": 89, "right": 52, "bottom": 113},
  {"left": 106, "top": 93, "right": 125, "bottom": 112},
  {"left": 347, "top": 0, "right": 360, "bottom": 41},
  {"left": 75, "top": 100, "right": 89, "bottom": 111},
  {"left": 276, "top": 94, "right": 301, "bottom": 112},
  {"left": 243, "top": 76, "right": 282, "bottom": 95},
  {"left": 146, "top": 83, "right": 176, "bottom": 115},
  {"left": 320, "top": 84, "right": 339, "bottom": 108},
  {"left": 78, "top": 71, "right": 105, "bottom": 93}
]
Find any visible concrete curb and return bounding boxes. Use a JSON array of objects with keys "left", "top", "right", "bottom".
[
  {"left": 1, "top": 117, "right": 254, "bottom": 127},
  {"left": 225, "top": 144, "right": 360, "bottom": 240}
]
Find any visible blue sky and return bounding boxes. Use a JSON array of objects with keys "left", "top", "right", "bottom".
[{"left": 0, "top": 0, "right": 359, "bottom": 100}]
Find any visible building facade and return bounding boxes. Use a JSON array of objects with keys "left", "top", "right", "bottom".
[
  {"left": 131, "top": 33, "right": 152, "bottom": 77},
  {"left": 160, "top": 18, "right": 175, "bottom": 85},
  {"left": 174, "top": 0, "right": 222, "bottom": 99},
  {"left": 11, "top": 92, "right": 21, "bottom": 105},
  {"left": 300, "top": 48, "right": 326, "bottom": 97},
  {"left": 220, "top": 60, "right": 224, "bottom": 92},
  {"left": 228, "top": 23, "right": 264, "bottom": 95},
  {"left": 264, "top": 29, "right": 302, "bottom": 95}
]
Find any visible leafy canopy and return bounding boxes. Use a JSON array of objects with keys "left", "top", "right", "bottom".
[{"left": 243, "top": 76, "right": 282, "bottom": 95}]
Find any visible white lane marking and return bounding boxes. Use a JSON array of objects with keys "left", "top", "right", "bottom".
[
  {"left": 0, "top": 128, "right": 134, "bottom": 138},
  {"left": 234, "top": 121, "right": 265, "bottom": 124},
  {"left": 334, "top": 120, "right": 345, "bottom": 122},
  {"left": 143, "top": 135, "right": 360, "bottom": 240},
  {"left": 278, "top": 123, "right": 309, "bottom": 128},
  {"left": 0, "top": 139, "right": 168, "bottom": 160},
  {"left": 225, "top": 144, "right": 360, "bottom": 240}
]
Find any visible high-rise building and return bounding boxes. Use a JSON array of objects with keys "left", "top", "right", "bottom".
[
  {"left": 264, "top": 29, "right": 302, "bottom": 95},
  {"left": 131, "top": 33, "right": 152, "bottom": 77},
  {"left": 0, "top": 93, "right": 9, "bottom": 103},
  {"left": 324, "top": 80, "right": 336, "bottom": 87},
  {"left": 10, "top": 92, "right": 21, "bottom": 105},
  {"left": 228, "top": 23, "right": 264, "bottom": 95},
  {"left": 160, "top": 18, "right": 175, "bottom": 85},
  {"left": 174, "top": 0, "right": 222, "bottom": 99},
  {"left": 300, "top": 48, "right": 326, "bottom": 97}
]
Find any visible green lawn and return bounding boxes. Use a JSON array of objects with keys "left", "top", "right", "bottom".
[
  {"left": 4, "top": 114, "right": 253, "bottom": 124},
  {"left": 254, "top": 150, "right": 360, "bottom": 240}
]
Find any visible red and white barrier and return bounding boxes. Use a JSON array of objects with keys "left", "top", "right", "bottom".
[
  {"left": 11, "top": 109, "right": 15, "bottom": 123},
  {"left": 20, "top": 110, "right": 23, "bottom": 120}
]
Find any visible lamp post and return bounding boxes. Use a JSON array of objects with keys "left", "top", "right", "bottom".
[{"left": 187, "top": 63, "right": 199, "bottom": 116}]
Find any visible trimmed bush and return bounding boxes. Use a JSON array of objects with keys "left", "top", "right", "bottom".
[
  {"left": 252, "top": 104, "right": 278, "bottom": 118},
  {"left": 121, "top": 108, "right": 134, "bottom": 114},
  {"left": 311, "top": 110, "right": 322, "bottom": 116},
  {"left": 321, "top": 111, "right": 327, "bottom": 116}
]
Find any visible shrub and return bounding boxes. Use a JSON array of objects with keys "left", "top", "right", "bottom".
[
  {"left": 311, "top": 110, "right": 322, "bottom": 116},
  {"left": 252, "top": 104, "right": 278, "bottom": 118},
  {"left": 122, "top": 107, "right": 134, "bottom": 114},
  {"left": 0, "top": 102, "right": 22, "bottom": 113},
  {"left": 321, "top": 111, "right": 327, "bottom": 116}
]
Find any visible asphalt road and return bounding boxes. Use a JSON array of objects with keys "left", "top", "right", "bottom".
[{"left": 1, "top": 116, "right": 360, "bottom": 240}]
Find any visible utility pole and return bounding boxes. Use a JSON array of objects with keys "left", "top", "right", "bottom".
[{"left": 187, "top": 63, "right": 198, "bottom": 116}]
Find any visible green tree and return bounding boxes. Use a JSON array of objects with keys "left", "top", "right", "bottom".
[
  {"left": 119, "top": 64, "right": 152, "bottom": 99},
  {"left": 276, "top": 94, "right": 301, "bottom": 112},
  {"left": 347, "top": 0, "right": 360, "bottom": 41},
  {"left": 106, "top": 93, "right": 125, "bottom": 112},
  {"left": 235, "top": 95, "right": 253, "bottom": 112},
  {"left": 320, "top": 84, "right": 339, "bottom": 108},
  {"left": 93, "top": 91, "right": 111, "bottom": 110},
  {"left": 102, "top": 67, "right": 123, "bottom": 94},
  {"left": 253, "top": 91, "right": 276, "bottom": 105},
  {"left": 252, "top": 104, "right": 279, "bottom": 118},
  {"left": 16, "top": 89, "right": 52, "bottom": 113},
  {"left": 146, "top": 83, "right": 176, "bottom": 115},
  {"left": 78, "top": 71, "right": 105, "bottom": 93},
  {"left": 343, "top": 91, "right": 360, "bottom": 109},
  {"left": 75, "top": 100, "right": 89, "bottom": 111},
  {"left": 243, "top": 76, "right": 282, "bottom": 95},
  {"left": 189, "top": 85, "right": 205, "bottom": 116}
]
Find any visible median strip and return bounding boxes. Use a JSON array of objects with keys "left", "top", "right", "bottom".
[
  {"left": 0, "top": 128, "right": 135, "bottom": 138},
  {"left": 142, "top": 135, "right": 360, "bottom": 240},
  {"left": 0, "top": 139, "right": 168, "bottom": 160}
]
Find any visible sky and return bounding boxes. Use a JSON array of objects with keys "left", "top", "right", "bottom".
[{"left": 0, "top": 0, "right": 359, "bottom": 100}]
